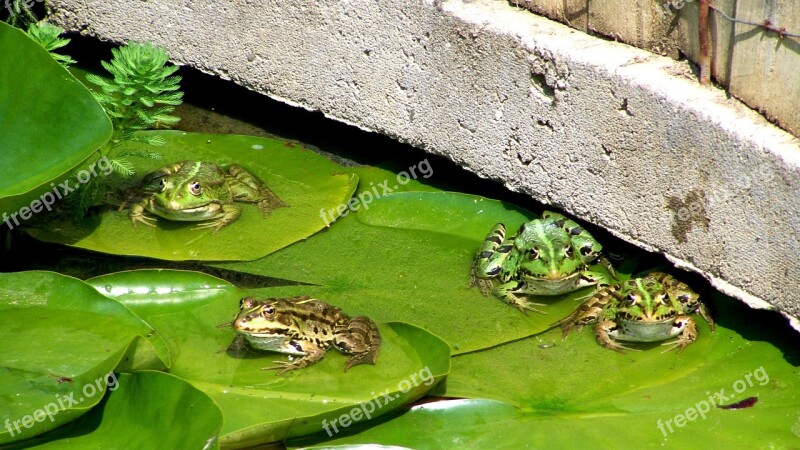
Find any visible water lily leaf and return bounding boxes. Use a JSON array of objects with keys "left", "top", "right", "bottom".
[
  {"left": 434, "top": 292, "right": 800, "bottom": 446},
  {"left": 0, "top": 22, "right": 111, "bottom": 223},
  {"left": 82, "top": 269, "right": 450, "bottom": 448},
  {"left": 26, "top": 131, "right": 358, "bottom": 261},
  {"left": 216, "top": 192, "right": 624, "bottom": 354},
  {"left": 0, "top": 272, "right": 165, "bottom": 445},
  {"left": 13, "top": 371, "right": 222, "bottom": 449},
  {"left": 288, "top": 395, "right": 800, "bottom": 448},
  {"left": 87, "top": 268, "right": 245, "bottom": 319}
]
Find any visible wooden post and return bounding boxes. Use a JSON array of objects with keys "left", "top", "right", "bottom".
[{"left": 698, "top": 0, "right": 710, "bottom": 85}]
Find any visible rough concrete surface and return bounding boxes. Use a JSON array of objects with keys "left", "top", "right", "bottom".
[{"left": 49, "top": 0, "right": 800, "bottom": 329}]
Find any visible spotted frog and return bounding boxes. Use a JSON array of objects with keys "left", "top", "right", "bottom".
[
  {"left": 469, "top": 211, "right": 614, "bottom": 314},
  {"left": 552, "top": 272, "right": 715, "bottom": 352},
  {"left": 231, "top": 296, "right": 381, "bottom": 374},
  {"left": 125, "top": 161, "right": 284, "bottom": 232}
]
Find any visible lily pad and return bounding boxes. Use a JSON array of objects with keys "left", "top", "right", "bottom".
[
  {"left": 84, "top": 269, "right": 450, "bottom": 448},
  {"left": 289, "top": 395, "right": 800, "bottom": 448},
  {"left": 13, "top": 371, "right": 222, "bottom": 449},
  {"left": 0, "top": 271, "right": 165, "bottom": 445},
  {"left": 0, "top": 22, "right": 111, "bottom": 223},
  {"left": 434, "top": 292, "right": 800, "bottom": 446},
  {"left": 216, "top": 192, "right": 622, "bottom": 354},
  {"left": 25, "top": 131, "right": 358, "bottom": 261}
]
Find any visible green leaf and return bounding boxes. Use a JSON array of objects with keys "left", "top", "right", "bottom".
[
  {"left": 0, "top": 22, "right": 111, "bottom": 220},
  {"left": 13, "top": 372, "right": 222, "bottom": 449},
  {"left": 287, "top": 395, "right": 800, "bottom": 448},
  {"left": 25, "top": 131, "right": 359, "bottom": 261},
  {"left": 0, "top": 272, "right": 166, "bottom": 445},
  {"left": 83, "top": 269, "right": 450, "bottom": 447},
  {"left": 217, "top": 192, "right": 621, "bottom": 354},
  {"left": 434, "top": 293, "right": 800, "bottom": 446}
]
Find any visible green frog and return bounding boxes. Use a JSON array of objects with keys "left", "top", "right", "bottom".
[
  {"left": 231, "top": 296, "right": 381, "bottom": 374},
  {"left": 125, "top": 161, "right": 284, "bottom": 232},
  {"left": 469, "top": 211, "right": 614, "bottom": 314},
  {"left": 552, "top": 272, "right": 715, "bottom": 352}
]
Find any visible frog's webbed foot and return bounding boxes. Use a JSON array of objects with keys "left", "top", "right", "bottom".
[
  {"left": 596, "top": 320, "right": 640, "bottom": 353},
  {"left": 264, "top": 347, "right": 326, "bottom": 375},
  {"left": 227, "top": 164, "right": 286, "bottom": 217},
  {"left": 336, "top": 316, "right": 382, "bottom": 372},
  {"left": 469, "top": 223, "right": 508, "bottom": 292},
  {"left": 494, "top": 281, "right": 547, "bottom": 315},
  {"left": 193, "top": 205, "right": 241, "bottom": 233},
  {"left": 468, "top": 271, "right": 494, "bottom": 297},
  {"left": 129, "top": 205, "right": 157, "bottom": 228},
  {"left": 256, "top": 193, "right": 286, "bottom": 218},
  {"left": 661, "top": 316, "right": 698, "bottom": 353}
]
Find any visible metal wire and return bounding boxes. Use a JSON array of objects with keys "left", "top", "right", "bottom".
[{"left": 709, "top": 3, "right": 800, "bottom": 39}]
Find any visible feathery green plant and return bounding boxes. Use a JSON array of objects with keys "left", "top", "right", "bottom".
[
  {"left": 86, "top": 42, "right": 183, "bottom": 148},
  {"left": 71, "top": 43, "right": 184, "bottom": 216},
  {"left": 2, "top": 0, "right": 38, "bottom": 28},
  {"left": 25, "top": 22, "right": 76, "bottom": 67}
]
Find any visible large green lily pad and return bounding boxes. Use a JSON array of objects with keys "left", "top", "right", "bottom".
[
  {"left": 86, "top": 269, "right": 451, "bottom": 448},
  {"left": 0, "top": 22, "right": 111, "bottom": 222},
  {"left": 0, "top": 271, "right": 165, "bottom": 445},
  {"left": 14, "top": 371, "right": 223, "bottom": 449},
  {"left": 217, "top": 191, "right": 621, "bottom": 354},
  {"left": 26, "top": 131, "right": 358, "bottom": 261},
  {"left": 433, "top": 292, "right": 800, "bottom": 446},
  {"left": 287, "top": 293, "right": 800, "bottom": 448}
]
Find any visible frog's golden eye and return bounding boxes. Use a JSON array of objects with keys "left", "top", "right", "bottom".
[
  {"left": 579, "top": 245, "right": 593, "bottom": 257},
  {"left": 159, "top": 179, "right": 167, "bottom": 191},
  {"left": 625, "top": 294, "right": 637, "bottom": 305},
  {"left": 564, "top": 246, "right": 574, "bottom": 259},
  {"left": 660, "top": 294, "right": 670, "bottom": 304},
  {"left": 262, "top": 306, "right": 275, "bottom": 317},
  {"left": 528, "top": 248, "right": 539, "bottom": 260},
  {"left": 189, "top": 181, "right": 201, "bottom": 196}
]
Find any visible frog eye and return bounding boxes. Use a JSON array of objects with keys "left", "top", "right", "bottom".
[
  {"left": 660, "top": 294, "right": 671, "bottom": 304},
  {"left": 189, "top": 181, "right": 201, "bottom": 195},
  {"left": 528, "top": 248, "right": 539, "bottom": 260},
  {"left": 625, "top": 294, "right": 637, "bottom": 305},
  {"left": 262, "top": 306, "right": 275, "bottom": 317},
  {"left": 579, "top": 245, "right": 594, "bottom": 257},
  {"left": 564, "top": 246, "right": 574, "bottom": 258},
  {"left": 159, "top": 179, "right": 167, "bottom": 191}
]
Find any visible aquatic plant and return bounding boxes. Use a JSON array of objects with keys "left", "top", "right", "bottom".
[{"left": 25, "top": 21, "right": 75, "bottom": 67}]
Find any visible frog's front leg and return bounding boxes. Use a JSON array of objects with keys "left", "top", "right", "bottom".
[
  {"left": 469, "top": 223, "right": 510, "bottom": 296},
  {"left": 194, "top": 204, "right": 241, "bottom": 233},
  {"left": 596, "top": 320, "right": 640, "bottom": 352},
  {"left": 265, "top": 340, "right": 327, "bottom": 375},
  {"left": 227, "top": 164, "right": 285, "bottom": 216},
  {"left": 661, "top": 315, "right": 697, "bottom": 353},
  {"left": 492, "top": 280, "right": 547, "bottom": 315},
  {"left": 128, "top": 201, "right": 157, "bottom": 228},
  {"left": 335, "top": 316, "right": 382, "bottom": 371}
]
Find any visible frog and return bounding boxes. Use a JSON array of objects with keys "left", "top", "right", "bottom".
[
  {"left": 552, "top": 272, "right": 715, "bottom": 352},
  {"left": 469, "top": 211, "right": 614, "bottom": 314},
  {"left": 230, "top": 296, "right": 381, "bottom": 374},
  {"left": 124, "top": 161, "right": 284, "bottom": 232}
]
